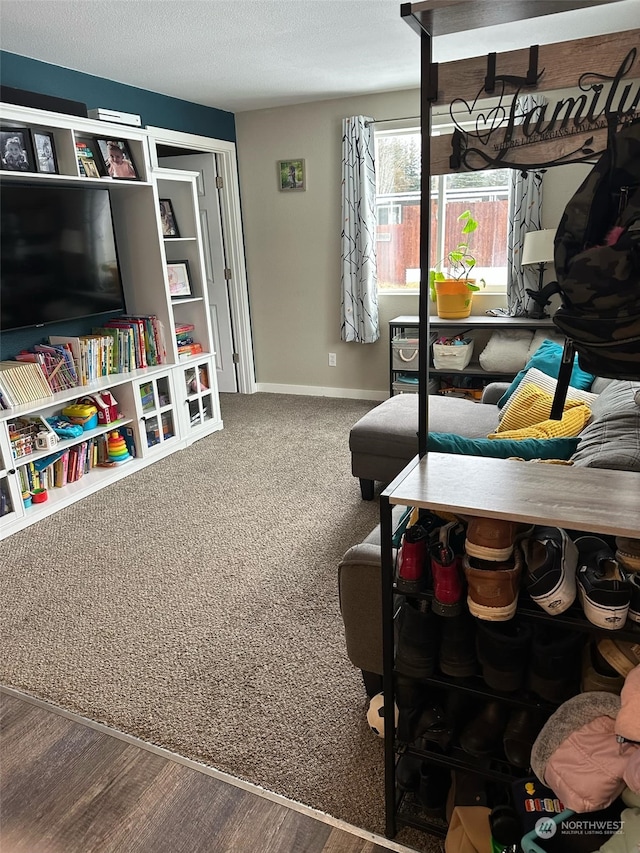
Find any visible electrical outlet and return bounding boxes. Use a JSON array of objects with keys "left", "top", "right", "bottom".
[{"left": 328, "top": 352, "right": 337, "bottom": 367}]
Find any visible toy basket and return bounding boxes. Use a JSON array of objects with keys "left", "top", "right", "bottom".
[{"left": 432, "top": 339, "right": 474, "bottom": 371}]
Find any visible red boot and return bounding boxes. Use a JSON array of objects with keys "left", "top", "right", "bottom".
[
  {"left": 431, "top": 521, "right": 464, "bottom": 616},
  {"left": 396, "top": 524, "right": 429, "bottom": 593}
]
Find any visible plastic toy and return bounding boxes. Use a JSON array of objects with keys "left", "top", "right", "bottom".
[
  {"left": 46, "top": 416, "right": 84, "bottom": 439},
  {"left": 62, "top": 403, "right": 98, "bottom": 431},
  {"left": 107, "top": 431, "right": 131, "bottom": 465}
]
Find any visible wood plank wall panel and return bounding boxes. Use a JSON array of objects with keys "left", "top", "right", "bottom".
[{"left": 428, "top": 29, "right": 640, "bottom": 173}]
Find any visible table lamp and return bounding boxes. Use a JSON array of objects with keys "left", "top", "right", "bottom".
[{"left": 521, "top": 229, "right": 556, "bottom": 319}]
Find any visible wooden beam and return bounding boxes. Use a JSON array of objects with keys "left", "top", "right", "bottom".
[{"left": 433, "top": 30, "right": 640, "bottom": 104}]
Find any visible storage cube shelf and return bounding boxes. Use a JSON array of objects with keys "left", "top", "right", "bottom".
[
  {"left": 0, "top": 102, "right": 223, "bottom": 541},
  {"left": 389, "top": 315, "right": 557, "bottom": 397}
]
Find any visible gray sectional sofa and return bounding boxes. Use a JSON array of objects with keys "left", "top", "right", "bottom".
[
  {"left": 349, "top": 383, "right": 505, "bottom": 500},
  {"left": 341, "top": 378, "right": 640, "bottom": 693}
]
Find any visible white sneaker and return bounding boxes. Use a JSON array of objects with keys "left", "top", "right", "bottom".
[{"left": 522, "top": 526, "right": 578, "bottom": 615}]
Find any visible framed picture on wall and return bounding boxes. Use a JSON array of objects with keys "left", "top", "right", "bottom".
[
  {"left": 167, "top": 261, "right": 193, "bottom": 298},
  {"left": 278, "top": 158, "right": 305, "bottom": 191},
  {"left": 159, "top": 199, "right": 180, "bottom": 237},
  {"left": 0, "top": 126, "right": 35, "bottom": 172},
  {"left": 95, "top": 137, "right": 139, "bottom": 180},
  {"left": 32, "top": 130, "right": 58, "bottom": 174}
]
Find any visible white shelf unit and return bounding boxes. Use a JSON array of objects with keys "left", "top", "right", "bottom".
[{"left": 0, "top": 103, "right": 223, "bottom": 540}]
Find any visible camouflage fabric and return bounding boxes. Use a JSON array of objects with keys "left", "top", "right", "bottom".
[{"left": 552, "top": 117, "right": 640, "bottom": 379}]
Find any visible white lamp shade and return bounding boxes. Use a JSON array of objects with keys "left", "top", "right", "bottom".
[{"left": 521, "top": 229, "right": 556, "bottom": 266}]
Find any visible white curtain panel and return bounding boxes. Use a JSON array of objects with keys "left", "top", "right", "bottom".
[
  {"left": 506, "top": 95, "right": 546, "bottom": 316},
  {"left": 340, "top": 116, "right": 379, "bottom": 343}
]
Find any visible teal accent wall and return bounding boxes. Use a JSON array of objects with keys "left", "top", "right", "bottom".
[
  {"left": 0, "top": 51, "right": 237, "bottom": 359},
  {"left": 0, "top": 51, "right": 236, "bottom": 141}
]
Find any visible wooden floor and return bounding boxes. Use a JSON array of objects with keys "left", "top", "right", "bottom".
[{"left": 0, "top": 689, "right": 407, "bottom": 853}]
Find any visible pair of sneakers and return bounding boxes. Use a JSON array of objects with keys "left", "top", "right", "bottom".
[{"left": 519, "top": 527, "right": 635, "bottom": 630}]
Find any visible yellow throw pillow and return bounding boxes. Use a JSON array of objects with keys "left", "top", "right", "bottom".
[
  {"left": 497, "top": 382, "right": 588, "bottom": 434},
  {"left": 488, "top": 404, "right": 592, "bottom": 439}
]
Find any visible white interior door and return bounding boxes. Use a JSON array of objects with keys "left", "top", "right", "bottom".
[{"left": 159, "top": 153, "right": 238, "bottom": 393}]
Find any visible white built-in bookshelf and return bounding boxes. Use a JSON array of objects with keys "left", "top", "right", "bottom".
[{"left": 0, "top": 103, "right": 222, "bottom": 540}]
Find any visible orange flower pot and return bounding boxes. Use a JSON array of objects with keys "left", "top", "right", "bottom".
[{"left": 434, "top": 279, "right": 474, "bottom": 319}]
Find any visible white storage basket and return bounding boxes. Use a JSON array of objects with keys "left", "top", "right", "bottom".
[{"left": 432, "top": 339, "right": 474, "bottom": 371}]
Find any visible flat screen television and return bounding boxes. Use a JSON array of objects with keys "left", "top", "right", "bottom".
[{"left": 1, "top": 182, "right": 126, "bottom": 332}]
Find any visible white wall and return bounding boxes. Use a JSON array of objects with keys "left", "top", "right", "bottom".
[{"left": 235, "top": 90, "right": 591, "bottom": 400}]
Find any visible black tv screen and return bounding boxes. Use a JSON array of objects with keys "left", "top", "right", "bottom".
[{"left": 1, "top": 182, "right": 126, "bottom": 332}]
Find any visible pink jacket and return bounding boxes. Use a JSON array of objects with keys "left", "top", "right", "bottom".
[{"left": 543, "top": 714, "right": 637, "bottom": 812}]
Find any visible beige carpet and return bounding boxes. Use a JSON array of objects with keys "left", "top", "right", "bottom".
[{"left": 0, "top": 392, "right": 442, "bottom": 852}]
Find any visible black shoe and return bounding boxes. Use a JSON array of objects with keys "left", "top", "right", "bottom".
[
  {"left": 418, "top": 763, "right": 450, "bottom": 816},
  {"left": 438, "top": 610, "right": 478, "bottom": 678},
  {"left": 475, "top": 618, "right": 531, "bottom": 692},
  {"left": 527, "top": 623, "right": 583, "bottom": 703},
  {"left": 459, "top": 701, "right": 509, "bottom": 758},
  {"left": 522, "top": 525, "right": 578, "bottom": 614},
  {"left": 412, "top": 703, "right": 453, "bottom": 754},
  {"left": 503, "top": 708, "right": 544, "bottom": 769},
  {"left": 625, "top": 569, "right": 640, "bottom": 623},
  {"left": 396, "top": 752, "right": 421, "bottom": 791},
  {"left": 395, "top": 600, "right": 438, "bottom": 679},
  {"left": 394, "top": 674, "right": 425, "bottom": 743},
  {"left": 575, "top": 535, "right": 631, "bottom": 630}
]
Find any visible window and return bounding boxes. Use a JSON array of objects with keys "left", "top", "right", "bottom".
[{"left": 374, "top": 127, "right": 510, "bottom": 293}]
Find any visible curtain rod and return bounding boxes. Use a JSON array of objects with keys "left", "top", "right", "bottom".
[{"left": 365, "top": 116, "right": 421, "bottom": 127}]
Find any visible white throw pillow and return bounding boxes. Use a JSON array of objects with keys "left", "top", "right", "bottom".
[{"left": 478, "top": 329, "right": 533, "bottom": 373}]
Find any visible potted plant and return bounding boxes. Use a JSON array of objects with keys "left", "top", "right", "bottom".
[{"left": 430, "top": 210, "right": 483, "bottom": 319}]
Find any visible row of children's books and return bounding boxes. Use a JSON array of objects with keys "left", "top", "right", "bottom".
[
  {"left": 19, "top": 427, "right": 136, "bottom": 492},
  {"left": 0, "top": 315, "right": 167, "bottom": 410},
  {"left": 0, "top": 360, "right": 54, "bottom": 409}
]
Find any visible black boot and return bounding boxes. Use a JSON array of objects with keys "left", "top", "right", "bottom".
[
  {"left": 475, "top": 618, "right": 531, "bottom": 692},
  {"left": 438, "top": 610, "right": 478, "bottom": 678},
  {"left": 527, "top": 622, "right": 583, "bottom": 703},
  {"left": 395, "top": 600, "right": 438, "bottom": 680}
]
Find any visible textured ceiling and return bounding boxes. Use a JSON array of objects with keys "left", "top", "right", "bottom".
[{"left": 0, "top": 0, "right": 638, "bottom": 113}]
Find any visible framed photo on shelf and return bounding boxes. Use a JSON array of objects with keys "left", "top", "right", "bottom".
[
  {"left": 159, "top": 199, "right": 180, "bottom": 237},
  {"left": 0, "top": 126, "right": 35, "bottom": 172},
  {"left": 278, "top": 158, "right": 305, "bottom": 191},
  {"left": 75, "top": 137, "right": 103, "bottom": 178},
  {"left": 32, "top": 130, "right": 58, "bottom": 174},
  {"left": 167, "top": 261, "right": 193, "bottom": 298},
  {"left": 95, "top": 137, "right": 139, "bottom": 180}
]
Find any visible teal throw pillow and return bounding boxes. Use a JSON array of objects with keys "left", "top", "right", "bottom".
[
  {"left": 427, "top": 432, "right": 580, "bottom": 460},
  {"left": 497, "top": 339, "right": 595, "bottom": 409}
]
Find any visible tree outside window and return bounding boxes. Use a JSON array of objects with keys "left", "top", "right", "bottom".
[{"left": 375, "top": 128, "right": 509, "bottom": 293}]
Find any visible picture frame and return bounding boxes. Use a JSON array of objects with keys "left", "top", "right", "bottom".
[
  {"left": 166, "top": 261, "right": 193, "bottom": 298},
  {"left": 95, "top": 137, "right": 139, "bottom": 180},
  {"left": 159, "top": 199, "right": 180, "bottom": 238},
  {"left": 278, "top": 158, "right": 305, "bottom": 191},
  {"left": 32, "top": 130, "right": 58, "bottom": 174},
  {"left": 0, "top": 126, "right": 35, "bottom": 173},
  {"left": 75, "top": 136, "right": 104, "bottom": 178}
]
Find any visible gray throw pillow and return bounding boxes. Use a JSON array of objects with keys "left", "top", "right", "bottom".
[{"left": 571, "top": 380, "right": 640, "bottom": 471}]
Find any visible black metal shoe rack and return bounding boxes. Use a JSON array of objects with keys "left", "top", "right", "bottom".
[{"left": 380, "top": 2, "right": 640, "bottom": 841}]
